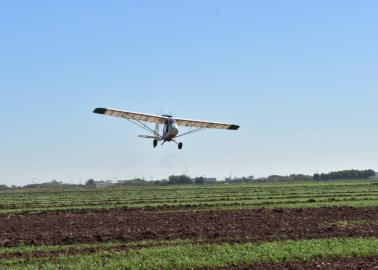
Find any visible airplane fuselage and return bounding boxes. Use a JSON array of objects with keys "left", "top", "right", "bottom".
[{"left": 162, "top": 118, "right": 179, "bottom": 141}]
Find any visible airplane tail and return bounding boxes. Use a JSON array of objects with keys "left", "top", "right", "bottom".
[
  {"left": 138, "top": 123, "right": 161, "bottom": 140},
  {"left": 138, "top": 135, "right": 160, "bottom": 139}
]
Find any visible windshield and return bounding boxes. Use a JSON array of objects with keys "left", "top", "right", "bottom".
[{"left": 169, "top": 119, "right": 177, "bottom": 129}]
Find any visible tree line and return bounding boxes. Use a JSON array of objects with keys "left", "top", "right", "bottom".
[
  {"left": 1, "top": 169, "right": 376, "bottom": 189},
  {"left": 313, "top": 169, "right": 376, "bottom": 181}
]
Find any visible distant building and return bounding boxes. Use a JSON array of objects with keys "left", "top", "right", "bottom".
[
  {"left": 95, "top": 180, "right": 113, "bottom": 188},
  {"left": 369, "top": 174, "right": 378, "bottom": 180},
  {"left": 203, "top": 178, "right": 217, "bottom": 184}
]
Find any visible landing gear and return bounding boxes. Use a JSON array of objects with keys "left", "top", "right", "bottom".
[
  {"left": 153, "top": 139, "right": 158, "bottom": 148},
  {"left": 178, "top": 142, "right": 183, "bottom": 150}
]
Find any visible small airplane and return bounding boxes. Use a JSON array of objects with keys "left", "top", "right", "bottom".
[{"left": 93, "top": 108, "right": 239, "bottom": 149}]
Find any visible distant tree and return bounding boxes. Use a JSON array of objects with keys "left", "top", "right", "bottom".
[
  {"left": 168, "top": 175, "right": 192, "bottom": 185},
  {"left": 49, "top": 180, "right": 62, "bottom": 186},
  {"left": 194, "top": 177, "right": 205, "bottom": 184},
  {"left": 256, "top": 177, "right": 267, "bottom": 182},
  {"left": 126, "top": 178, "right": 149, "bottom": 185},
  {"left": 249, "top": 174, "right": 312, "bottom": 183},
  {"left": 225, "top": 175, "right": 256, "bottom": 183},
  {"left": 266, "top": 175, "right": 286, "bottom": 182},
  {"left": 314, "top": 170, "right": 376, "bottom": 181},
  {"left": 85, "top": 179, "right": 96, "bottom": 186},
  {"left": 287, "top": 174, "right": 312, "bottom": 181}
]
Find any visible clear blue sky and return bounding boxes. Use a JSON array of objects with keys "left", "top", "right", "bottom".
[{"left": 1, "top": 1, "right": 377, "bottom": 185}]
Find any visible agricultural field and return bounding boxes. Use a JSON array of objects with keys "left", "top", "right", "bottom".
[{"left": 0, "top": 180, "right": 378, "bottom": 269}]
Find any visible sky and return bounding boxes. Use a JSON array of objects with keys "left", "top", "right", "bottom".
[{"left": 0, "top": 1, "right": 377, "bottom": 185}]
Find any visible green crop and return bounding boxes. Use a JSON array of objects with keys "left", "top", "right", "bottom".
[
  {"left": 0, "top": 180, "right": 377, "bottom": 214},
  {"left": 2, "top": 237, "right": 378, "bottom": 270}
]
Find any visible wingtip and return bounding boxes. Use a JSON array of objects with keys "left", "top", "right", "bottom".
[
  {"left": 93, "top": 108, "right": 107, "bottom": 114},
  {"left": 228, "top": 124, "right": 240, "bottom": 130}
]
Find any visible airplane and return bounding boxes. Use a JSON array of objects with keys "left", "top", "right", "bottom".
[{"left": 93, "top": 108, "right": 240, "bottom": 150}]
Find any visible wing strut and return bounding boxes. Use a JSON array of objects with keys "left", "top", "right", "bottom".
[
  {"left": 175, "top": 120, "right": 233, "bottom": 138},
  {"left": 122, "top": 112, "right": 163, "bottom": 140},
  {"left": 175, "top": 127, "right": 208, "bottom": 138}
]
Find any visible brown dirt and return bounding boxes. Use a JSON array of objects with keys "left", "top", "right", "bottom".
[
  {"left": 205, "top": 256, "right": 378, "bottom": 269},
  {"left": 0, "top": 207, "right": 377, "bottom": 247}
]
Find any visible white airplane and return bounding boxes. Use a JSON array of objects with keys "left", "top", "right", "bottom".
[{"left": 93, "top": 108, "right": 239, "bottom": 150}]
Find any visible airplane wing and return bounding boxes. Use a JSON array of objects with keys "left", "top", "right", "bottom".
[
  {"left": 93, "top": 108, "right": 167, "bottom": 124},
  {"left": 175, "top": 118, "right": 240, "bottom": 130}
]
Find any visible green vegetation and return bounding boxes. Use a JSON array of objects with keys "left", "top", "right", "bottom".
[
  {"left": 0, "top": 239, "right": 192, "bottom": 257},
  {"left": 1, "top": 181, "right": 377, "bottom": 269},
  {"left": 0, "top": 180, "right": 377, "bottom": 214},
  {"left": 1, "top": 237, "right": 378, "bottom": 270},
  {"left": 313, "top": 169, "right": 376, "bottom": 181}
]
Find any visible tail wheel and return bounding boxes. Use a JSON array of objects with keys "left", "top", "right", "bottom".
[
  {"left": 178, "top": 142, "right": 183, "bottom": 150},
  {"left": 153, "top": 139, "right": 158, "bottom": 148}
]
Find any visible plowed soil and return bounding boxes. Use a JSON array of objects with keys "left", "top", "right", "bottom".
[
  {"left": 207, "top": 256, "right": 378, "bottom": 269},
  {"left": 0, "top": 207, "right": 377, "bottom": 247}
]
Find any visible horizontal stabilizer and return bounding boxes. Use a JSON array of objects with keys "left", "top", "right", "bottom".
[{"left": 138, "top": 135, "right": 160, "bottom": 139}]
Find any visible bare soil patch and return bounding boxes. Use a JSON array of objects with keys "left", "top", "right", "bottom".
[{"left": 0, "top": 207, "right": 377, "bottom": 247}]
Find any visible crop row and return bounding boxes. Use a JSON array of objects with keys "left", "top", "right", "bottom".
[
  {"left": 1, "top": 191, "right": 377, "bottom": 210},
  {"left": 0, "top": 181, "right": 376, "bottom": 214},
  {"left": 1, "top": 197, "right": 378, "bottom": 215},
  {"left": 1, "top": 237, "right": 377, "bottom": 270}
]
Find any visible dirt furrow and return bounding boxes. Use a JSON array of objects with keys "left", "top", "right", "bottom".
[{"left": 0, "top": 207, "right": 377, "bottom": 247}]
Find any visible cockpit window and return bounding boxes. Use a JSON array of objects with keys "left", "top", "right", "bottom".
[
  {"left": 170, "top": 119, "right": 177, "bottom": 128},
  {"left": 165, "top": 118, "right": 177, "bottom": 130}
]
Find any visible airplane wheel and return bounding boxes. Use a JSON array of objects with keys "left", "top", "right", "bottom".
[
  {"left": 178, "top": 142, "right": 183, "bottom": 150},
  {"left": 153, "top": 139, "right": 158, "bottom": 148}
]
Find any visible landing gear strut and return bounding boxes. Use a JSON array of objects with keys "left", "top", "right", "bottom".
[
  {"left": 178, "top": 142, "right": 183, "bottom": 150},
  {"left": 153, "top": 139, "right": 158, "bottom": 148}
]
